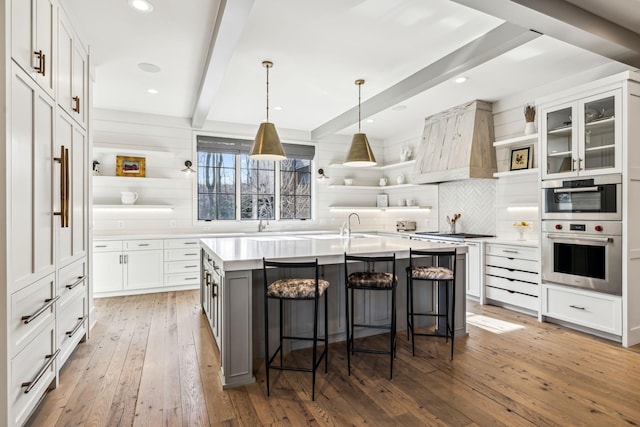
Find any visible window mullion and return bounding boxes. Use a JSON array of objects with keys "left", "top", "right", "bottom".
[{"left": 235, "top": 155, "right": 241, "bottom": 221}]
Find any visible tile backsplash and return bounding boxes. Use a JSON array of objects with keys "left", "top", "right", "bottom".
[{"left": 438, "top": 179, "right": 497, "bottom": 235}]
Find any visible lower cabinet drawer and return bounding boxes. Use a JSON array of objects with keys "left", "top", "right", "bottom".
[
  {"left": 58, "top": 292, "right": 87, "bottom": 367},
  {"left": 164, "top": 260, "right": 200, "bottom": 274},
  {"left": 58, "top": 257, "right": 87, "bottom": 302},
  {"left": 486, "top": 244, "right": 537, "bottom": 261},
  {"left": 486, "top": 265, "right": 539, "bottom": 284},
  {"left": 485, "top": 275, "right": 539, "bottom": 296},
  {"left": 11, "top": 274, "right": 56, "bottom": 357},
  {"left": 486, "top": 286, "right": 539, "bottom": 312},
  {"left": 542, "top": 285, "right": 622, "bottom": 335},
  {"left": 164, "top": 248, "right": 200, "bottom": 261},
  {"left": 11, "top": 322, "right": 56, "bottom": 427},
  {"left": 486, "top": 255, "right": 538, "bottom": 273},
  {"left": 164, "top": 273, "right": 201, "bottom": 286},
  {"left": 164, "top": 238, "right": 200, "bottom": 249}
]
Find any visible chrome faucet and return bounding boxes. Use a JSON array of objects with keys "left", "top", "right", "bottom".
[
  {"left": 342, "top": 212, "right": 360, "bottom": 237},
  {"left": 258, "top": 199, "right": 272, "bottom": 232}
]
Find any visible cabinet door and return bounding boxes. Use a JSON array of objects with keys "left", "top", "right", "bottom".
[
  {"left": 125, "top": 250, "right": 164, "bottom": 290},
  {"left": 10, "top": 65, "right": 55, "bottom": 293},
  {"left": 11, "top": 0, "right": 55, "bottom": 95},
  {"left": 57, "top": 13, "right": 74, "bottom": 118},
  {"left": 71, "top": 40, "right": 88, "bottom": 127},
  {"left": 56, "top": 113, "right": 87, "bottom": 267},
  {"left": 466, "top": 242, "right": 481, "bottom": 298},
  {"left": 578, "top": 89, "right": 622, "bottom": 176},
  {"left": 541, "top": 101, "right": 578, "bottom": 179},
  {"left": 93, "top": 252, "right": 124, "bottom": 293}
]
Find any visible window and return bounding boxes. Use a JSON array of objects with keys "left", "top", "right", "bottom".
[{"left": 196, "top": 136, "right": 315, "bottom": 221}]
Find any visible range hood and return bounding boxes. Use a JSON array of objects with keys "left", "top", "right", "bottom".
[{"left": 411, "top": 100, "right": 496, "bottom": 184}]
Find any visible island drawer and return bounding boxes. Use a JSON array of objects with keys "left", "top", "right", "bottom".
[{"left": 486, "top": 286, "right": 538, "bottom": 312}]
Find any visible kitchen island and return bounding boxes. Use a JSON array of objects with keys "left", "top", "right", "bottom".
[{"left": 200, "top": 233, "right": 468, "bottom": 389}]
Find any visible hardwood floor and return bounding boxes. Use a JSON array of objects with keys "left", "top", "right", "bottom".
[{"left": 27, "top": 290, "right": 640, "bottom": 426}]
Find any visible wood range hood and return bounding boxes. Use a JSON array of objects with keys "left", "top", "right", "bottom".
[{"left": 410, "top": 100, "right": 497, "bottom": 184}]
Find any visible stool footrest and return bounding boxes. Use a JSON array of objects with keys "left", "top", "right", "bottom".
[
  {"left": 351, "top": 323, "right": 392, "bottom": 330},
  {"left": 351, "top": 347, "right": 393, "bottom": 355}
]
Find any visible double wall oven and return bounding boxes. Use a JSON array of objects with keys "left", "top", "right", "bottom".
[{"left": 541, "top": 175, "right": 622, "bottom": 295}]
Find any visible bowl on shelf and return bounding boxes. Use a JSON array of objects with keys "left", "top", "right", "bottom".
[{"left": 344, "top": 178, "right": 354, "bottom": 186}]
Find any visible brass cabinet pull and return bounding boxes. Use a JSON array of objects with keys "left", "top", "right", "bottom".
[
  {"left": 33, "top": 50, "right": 46, "bottom": 75},
  {"left": 22, "top": 349, "right": 60, "bottom": 393},
  {"left": 53, "top": 146, "right": 70, "bottom": 227},
  {"left": 21, "top": 296, "right": 60, "bottom": 324},
  {"left": 72, "top": 96, "right": 80, "bottom": 113},
  {"left": 66, "top": 316, "right": 87, "bottom": 337},
  {"left": 66, "top": 275, "right": 86, "bottom": 290}
]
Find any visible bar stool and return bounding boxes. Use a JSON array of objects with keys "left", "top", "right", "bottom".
[
  {"left": 262, "top": 258, "right": 329, "bottom": 401},
  {"left": 406, "top": 249, "right": 457, "bottom": 360},
  {"left": 344, "top": 253, "right": 397, "bottom": 380}
]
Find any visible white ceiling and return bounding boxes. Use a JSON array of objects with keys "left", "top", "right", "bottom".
[{"left": 61, "top": 0, "right": 639, "bottom": 141}]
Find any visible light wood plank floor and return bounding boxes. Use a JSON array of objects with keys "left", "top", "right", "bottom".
[{"left": 28, "top": 290, "right": 640, "bottom": 426}]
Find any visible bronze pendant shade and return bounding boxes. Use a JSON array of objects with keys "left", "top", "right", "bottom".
[
  {"left": 344, "top": 79, "right": 376, "bottom": 167},
  {"left": 250, "top": 60, "right": 286, "bottom": 161}
]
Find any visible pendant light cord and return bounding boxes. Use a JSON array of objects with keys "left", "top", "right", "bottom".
[
  {"left": 265, "top": 64, "right": 270, "bottom": 123},
  {"left": 358, "top": 82, "right": 361, "bottom": 133}
]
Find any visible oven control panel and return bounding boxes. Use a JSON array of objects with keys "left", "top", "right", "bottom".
[{"left": 542, "top": 220, "right": 621, "bottom": 236}]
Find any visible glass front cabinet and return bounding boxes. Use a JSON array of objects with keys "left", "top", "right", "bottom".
[{"left": 541, "top": 88, "right": 622, "bottom": 179}]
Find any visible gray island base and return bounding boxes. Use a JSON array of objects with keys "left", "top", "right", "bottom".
[{"left": 200, "top": 234, "right": 468, "bottom": 389}]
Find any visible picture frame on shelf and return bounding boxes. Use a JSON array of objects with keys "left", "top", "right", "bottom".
[
  {"left": 376, "top": 194, "right": 389, "bottom": 207},
  {"left": 510, "top": 147, "right": 530, "bottom": 171},
  {"left": 116, "top": 155, "right": 146, "bottom": 177}
]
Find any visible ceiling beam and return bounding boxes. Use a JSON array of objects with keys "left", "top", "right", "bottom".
[
  {"left": 311, "top": 22, "right": 539, "bottom": 140},
  {"left": 454, "top": 0, "right": 640, "bottom": 68},
  {"left": 191, "top": 0, "right": 254, "bottom": 129}
]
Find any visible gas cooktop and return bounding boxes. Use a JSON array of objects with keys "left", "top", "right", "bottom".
[{"left": 414, "top": 232, "right": 495, "bottom": 241}]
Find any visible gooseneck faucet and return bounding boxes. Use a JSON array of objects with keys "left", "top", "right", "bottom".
[
  {"left": 258, "top": 198, "right": 272, "bottom": 232},
  {"left": 343, "top": 212, "right": 360, "bottom": 237}
]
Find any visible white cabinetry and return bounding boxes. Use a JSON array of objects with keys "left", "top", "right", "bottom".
[
  {"left": 465, "top": 241, "right": 482, "bottom": 299},
  {"left": 540, "top": 88, "right": 621, "bottom": 179},
  {"left": 164, "top": 239, "right": 201, "bottom": 287},
  {"left": 93, "top": 239, "right": 164, "bottom": 295},
  {"left": 542, "top": 283, "right": 622, "bottom": 336},
  {"left": 11, "top": 0, "right": 56, "bottom": 96},
  {"left": 484, "top": 243, "right": 539, "bottom": 314},
  {"left": 57, "top": 8, "right": 88, "bottom": 127}
]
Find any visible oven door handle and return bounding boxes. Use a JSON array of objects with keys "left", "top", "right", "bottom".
[
  {"left": 553, "top": 186, "right": 600, "bottom": 193},
  {"left": 546, "top": 234, "right": 612, "bottom": 244}
]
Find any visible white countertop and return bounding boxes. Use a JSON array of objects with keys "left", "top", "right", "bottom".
[{"left": 200, "top": 234, "right": 468, "bottom": 271}]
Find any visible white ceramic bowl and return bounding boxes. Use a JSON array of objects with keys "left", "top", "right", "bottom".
[{"left": 344, "top": 178, "right": 354, "bottom": 186}]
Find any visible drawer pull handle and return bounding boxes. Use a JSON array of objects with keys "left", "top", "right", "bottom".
[
  {"left": 66, "top": 316, "right": 87, "bottom": 337},
  {"left": 184, "top": 242, "right": 198, "bottom": 245},
  {"left": 138, "top": 244, "right": 150, "bottom": 247},
  {"left": 66, "top": 275, "right": 86, "bottom": 290},
  {"left": 569, "top": 305, "right": 586, "bottom": 310},
  {"left": 185, "top": 253, "right": 198, "bottom": 256},
  {"left": 185, "top": 277, "right": 198, "bottom": 280},
  {"left": 22, "top": 349, "right": 60, "bottom": 393},
  {"left": 95, "top": 245, "right": 107, "bottom": 248},
  {"left": 502, "top": 249, "right": 518, "bottom": 254},
  {"left": 22, "top": 296, "right": 60, "bottom": 324},
  {"left": 185, "top": 265, "right": 198, "bottom": 268}
]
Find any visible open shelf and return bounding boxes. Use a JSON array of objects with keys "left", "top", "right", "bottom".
[
  {"left": 493, "top": 168, "right": 539, "bottom": 178},
  {"left": 493, "top": 133, "right": 538, "bottom": 148},
  {"left": 328, "top": 183, "right": 417, "bottom": 190},
  {"left": 329, "top": 205, "right": 431, "bottom": 211},
  {"left": 93, "top": 175, "right": 174, "bottom": 184},
  {"left": 93, "top": 204, "right": 173, "bottom": 211},
  {"left": 93, "top": 143, "right": 174, "bottom": 157},
  {"left": 328, "top": 159, "right": 415, "bottom": 170}
]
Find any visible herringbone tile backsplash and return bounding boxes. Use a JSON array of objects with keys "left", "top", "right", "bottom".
[{"left": 439, "top": 180, "right": 496, "bottom": 235}]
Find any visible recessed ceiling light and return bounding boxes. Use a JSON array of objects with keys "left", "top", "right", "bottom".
[
  {"left": 392, "top": 105, "right": 407, "bottom": 111},
  {"left": 147, "top": 88, "right": 158, "bottom": 94},
  {"left": 138, "top": 62, "right": 161, "bottom": 73},
  {"left": 454, "top": 76, "right": 468, "bottom": 84},
  {"left": 128, "top": 0, "right": 153, "bottom": 13}
]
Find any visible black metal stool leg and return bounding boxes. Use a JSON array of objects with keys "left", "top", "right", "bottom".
[
  {"left": 346, "top": 283, "right": 351, "bottom": 376},
  {"left": 312, "top": 294, "right": 319, "bottom": 400},
  {"left": 264, "top": 295, "right": 270, "bottom": 396},
  {"left": 324, "top": 293, "right": 329, "bottom": 373}
]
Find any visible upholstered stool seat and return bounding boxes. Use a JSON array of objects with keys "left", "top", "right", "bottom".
[
  {"left": 267, "top": 278, "right": 330, "bottom": 299},
  {"left": 344, "top": 253, "right": 397, "bottom": 380},
  {"left": 262, "top": 258, "right": 329, "bottom": 401},
  {"left": 406, "top": 249, "right": 457, "bottom": 360},
  {"left": 346, "top": 271, "right": 395, "bottom": 289}
]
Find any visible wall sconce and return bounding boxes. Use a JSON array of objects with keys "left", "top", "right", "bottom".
[
  {"left": 317, "top": 168, "right": 330, "bottom": 183},
  {"left": 182, "top": 160, "right": 195, "bottom": 173}
]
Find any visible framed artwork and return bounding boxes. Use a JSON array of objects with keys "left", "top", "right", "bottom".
[
  {"left": 376, "top": 193, "right": 389, "bottom": 208},
  {"left": 116, "top": 156, "right": 146, "bottom": 177},
  {"left": 510, "top": 147, "right": 530, "bottom": 171}
]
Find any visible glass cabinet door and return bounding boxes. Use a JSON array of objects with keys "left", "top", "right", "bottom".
[
  {"left": 580, "top": 91, "right": 620, "bottom": 174},
  {"left": 544, "top": 104, "right": 576, "bottom": 177}
]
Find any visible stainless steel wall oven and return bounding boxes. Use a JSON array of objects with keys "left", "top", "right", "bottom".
[{"left": 541, "top": 220, "right": 622, "bottom": 295}]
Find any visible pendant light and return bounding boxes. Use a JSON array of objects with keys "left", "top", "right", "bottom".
[
  {"left": 249, "top": 60, "right": 286, "bottom": 161},
  {"left": 343, "top": 79, "right": 377, "bottom": 167}
]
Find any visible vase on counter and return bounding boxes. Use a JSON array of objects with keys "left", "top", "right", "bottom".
[{"left": 513, "top": 222, "right": 530, "bottom": 240}]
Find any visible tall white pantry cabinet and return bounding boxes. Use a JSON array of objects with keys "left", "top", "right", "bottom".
[{"left": 2, "top": 0, "right": 90, "bottom": 425}]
